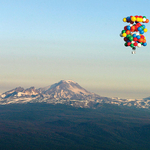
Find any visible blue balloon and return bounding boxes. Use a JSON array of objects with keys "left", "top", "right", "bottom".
[
  {"left": 133, "top": 34, "right": 136, "bottom": 38},
  {"left": 126, "top": 16, "right": 131, "bottom": 22},
  {"left": 140, "top": 30, "right": 144, "bottom": 34},
  {"left": 127, "top": 25, "right": 131, "bottom": 30},
  {"left": 143, "top": 42, "right": 147, "bottom": 46},
  {"left": 142, "top": 24, "right": 146, "bottom": 29},
  {"left": 138, "top": 27, "right": 142, "bottom": 31},
  {"left": 136, "top": 35, "right": 141, "bottom": 39}
]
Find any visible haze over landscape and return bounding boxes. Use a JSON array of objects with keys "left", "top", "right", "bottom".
[{"left": 0, "top": 0, "right": 150, "bottom": 99}]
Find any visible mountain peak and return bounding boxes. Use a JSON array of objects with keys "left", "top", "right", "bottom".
[
  {"left": 0, "top": 80, "right": 150, "bottom": 109},
  {"left": 0, "top": 86, "right": 39, "bottom": 99},
  {"left": 61, "top": 80, "right": 77, "bottom": 84},
  {"left": 39, "top": 80, "right": 99, "bottom": 100}
]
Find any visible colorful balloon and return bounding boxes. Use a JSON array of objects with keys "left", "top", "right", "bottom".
[
  {"left": 123, "top": 18, "right": 127, "bottom": 22},
  {"left": 143, "top": 42, "right": 147, "bottom": 46},
  {"left": 122, "top": 33, "right": 127, "bottom": 37},
  {"left": 144, "top": 28, "right": 148, "bottom": 32},
  {"left": 131, "top": 16, "right": 136, "bottom": 22},
  {"left": 120, "top": 15, "right": 148, "bottom": 53}
]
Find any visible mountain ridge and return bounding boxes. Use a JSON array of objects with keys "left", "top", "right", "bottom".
[{"left": 0, "top": 80, "right": 150, "bottom": 109}]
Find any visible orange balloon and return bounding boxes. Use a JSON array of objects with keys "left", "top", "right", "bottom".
[
  {"left": 139, "top": 38, "right": 143, "bottom": 43},
  {"left": 145, "top": 19, "right": 149, "bottom": 23},
  {"left": 130, "top": 26, "right": 135, "bottom": 32},
  {"left": 143, "top": 39, "right": 146, "bottom": 43},
  {"left": 126, "top": 30, "right": 130, "bottom": 35}
]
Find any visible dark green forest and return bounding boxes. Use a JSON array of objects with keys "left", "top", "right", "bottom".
[{"left": 0, "top": 103, "right": 150, "bottom": 150}]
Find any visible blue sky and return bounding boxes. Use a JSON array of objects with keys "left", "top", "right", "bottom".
[{"left": 0, "top": 0, "right": 150, "bottom": 99}]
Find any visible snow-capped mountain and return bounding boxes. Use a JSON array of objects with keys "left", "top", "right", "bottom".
[
  {"left": 39, "top": 80, "right": 100, "bottom": 100},
  {"left": 0, "top": 80, "right": 150, "bottom": 109},
  {"left": 1, "top": 87, "right": 40, "bottom": 99}
]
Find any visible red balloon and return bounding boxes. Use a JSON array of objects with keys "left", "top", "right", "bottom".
[
  {"left": 124, "top": 37, "right": 127, "bottom": 41},
  {"left": 140, "top": 35, "right": 144, "bottom": 39},
  {"left": 133, "top": 37, "right": 138, "bottom": 41},
  {"left": 134, "top": 42, "right": 138, "bottom": 46},
  {"left": 136, "top": 23, "right": 142, "bottom": 27},
  {"left": 134, "top": 25, "right": 138, "bottom": 31},
  {"left": 124, "top": 26, "right": 127, "bottom": 30},
  {"left": 130, "top": 21, "right": 134, "bottom": 24},
  {"left": 127, "top": 42, "right": 131, "bottom": 46}
]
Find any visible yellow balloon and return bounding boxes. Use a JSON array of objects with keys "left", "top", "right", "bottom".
[
  {"left": 136, "top": 17, "right": 140, "bottom": 22},
  {"left": 131, "top": 16, "right": 136, "bottom": 22},
  {"left": 138, "top": 18, "right": 143, "bottom": 22},
  {"left": 144, "top": 28, "right": 148, "bottom": 32},
  {"left": 123, "top": 18, "right": 127, "bottom": 22},
  {"left": 122, "top": 33, "right": 127, "bottom": 37}
]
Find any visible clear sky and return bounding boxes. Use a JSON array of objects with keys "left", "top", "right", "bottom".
[{"left": 0, "top": 0, "right": 150, "bottom": 99}]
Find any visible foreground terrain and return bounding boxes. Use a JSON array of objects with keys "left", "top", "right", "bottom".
[{"left": 0, "top": 103, "right": 150, "bottom": 150}]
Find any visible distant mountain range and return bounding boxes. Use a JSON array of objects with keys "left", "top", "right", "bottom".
[{"left": 0, "top": 80, "right": 150, "bottom": 109}]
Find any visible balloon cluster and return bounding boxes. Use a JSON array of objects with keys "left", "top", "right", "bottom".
[{"left": 120, "top": 16, "right": 149, "bottom": 52}]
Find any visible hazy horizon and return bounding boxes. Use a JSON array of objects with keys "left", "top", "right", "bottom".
[{"left": 0, "top": 79, "right": 149, "bottom": 99}]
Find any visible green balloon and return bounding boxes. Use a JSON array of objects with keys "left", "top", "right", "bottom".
[
  {"left": 143, "top": 16, "right": 146, "bottom": 18},
  {"left": 129, "top": 36, "right": 133, "bottom": 41},
  {"left": 127, "top": 34, "right": 131, "bottom": 38},
  {"left": 122, "top": 30, "right": 126, "bottom": 34},
  {"left": 130, "top": 43, "right": 134, "bottom": 47}
]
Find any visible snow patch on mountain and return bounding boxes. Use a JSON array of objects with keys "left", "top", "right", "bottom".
[
  {"left": 65, "top": 80, "right": 77, "bottom": 84},
  {"left": 67, "top": 84, "right": 90, "bottom": 95}
]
